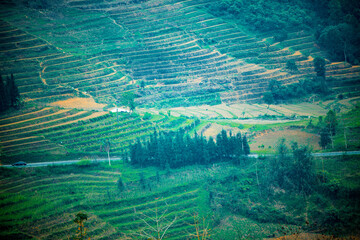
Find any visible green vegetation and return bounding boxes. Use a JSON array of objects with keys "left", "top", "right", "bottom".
[
  {"left": 1, "top": 0, "right": 359, "bottom": 109},
  {"left": 266, "top": 79, "right": 322, "bottom": 102},
  {"left": 0, "top": 74, "right": 21, "bottom": 112},
  {"left": 206, "top": 0, "right": 315, "bottom": 32},
  {"left": 120, "top": 92, "right": 136, "bottom": 112},
  {"left": 206, "top": 0, "right": 360, "bottom": 64},
  {"left": 0, "top": 107, "right": 199, "bottom": 164},
  {"left": 130, "top": 129, "right": 249, "bottom": 168},
  {"left": 0, "top": 148, "right": 359, "bottom": 239},
  {"left": 0, "top": 0, "right": 359, "bottom": 239},
  {"left": 72, "top": 212, "right": 88, "bottom": 240}
]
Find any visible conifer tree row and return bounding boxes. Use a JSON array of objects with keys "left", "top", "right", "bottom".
[
  {"left": 0, "top": 74, "right": 20, "bottom": 112},
  {"left": 130, "top": 129, "right": 250, "bottom": 169}
]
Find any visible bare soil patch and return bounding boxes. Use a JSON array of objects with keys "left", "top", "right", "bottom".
[
  {"left": 250, "top": 129, "right": 320, "bottom": 151},
  {"left": 50, "top": 97, "right": 106, "bottom": 111}
]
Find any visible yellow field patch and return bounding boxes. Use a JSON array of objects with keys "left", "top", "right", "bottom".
[
  {"left": 250, "top": 129, "right": 320, "bottom": 151},
  {"left": 50, "top": 97, "right": 106, "bottom": 110}
]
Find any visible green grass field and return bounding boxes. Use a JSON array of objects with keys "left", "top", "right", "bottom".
[{"left": 0, "top": 154, "right": 359, "bottom": 239}]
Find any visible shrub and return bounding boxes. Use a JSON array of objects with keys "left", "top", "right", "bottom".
[
  {"left": 77, "top": 158, "right": 91, "bottom": 167},
  {"left": 142, "top": 112, "right": 152, "bottom": 120},
  {"left": 274, "top": 30, "right": 288, "bottom": 42},
  {"left": 286, "top": 59, "right": 298, "bottom": 72}
]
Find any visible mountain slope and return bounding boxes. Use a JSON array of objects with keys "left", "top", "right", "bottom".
[{"left": 1, "top": 0, "right": 359, "bottom": 108}]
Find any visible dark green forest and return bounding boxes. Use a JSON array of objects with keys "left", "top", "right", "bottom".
[
  {"left": 0, "top": 74, "right": 20, "bottom": 112},
  {"left": 206, "top": 0, "right": 360, "bottom": 64},
  {"left": 130, "top": 129, "right": 250, "bottom": 168}
]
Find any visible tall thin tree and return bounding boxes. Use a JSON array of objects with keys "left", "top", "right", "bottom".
[
  {"left": 0, "top": 75, "right": 7, "bottom": 112},
  {"left": 9, "top": 74, "right": 19, "bottom": 107}
]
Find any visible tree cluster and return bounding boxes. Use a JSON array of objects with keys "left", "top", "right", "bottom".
[
  {"left": 267, "top": 139, "right": 315, "bottom": 194},
  {"left": 315, "top": 0, "right": 360, "bottom": 64},
  {"left": 205, "top": 0, "right": 360, "bottom": 64},
  {"left": 206, "top": 0, "right": 314, "bottom": 32},
  {"left": 130, "top": 129, "right": 250, "bottom": 169},
  {"left": 319, "top": 110, "right": 338, "bottom": 149},
  {"left": 286, "top": 59, "right": 298, "bottom": 72},
  {"left": 118, "top": 91, "right": 136, "bottom": 112},
  {"left": 263, "top": 56, "right": 329, "bottom": 104},
  {"left": 263, "top": 78, "right": 322, "bottom": 104},
  {"left": 16, "top": 0, "right": 65, "bottom": 10},
  {"left": 0, "top": 74, "right": 21, "bottom": 112}
]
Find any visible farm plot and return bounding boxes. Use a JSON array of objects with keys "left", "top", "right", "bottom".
[
  {"left": 0, "top": 162, "right": 212, "bottom": 240},
  {"left": 42, "top": 112, "right": 189, "bottom": 156},
  {"left": 156, "top": 102, "right": 331, "bottom": 121},
  {"left": 50, "top": 97, "right": 106, "bottom": 111},
  {"left": 0, "top": 107, "right": 98, "bottom": 160},
  {"left": 0, "top": 7, "right": 133, "bottom": 104},
  {"left": 65, "top": 0, "right": 274, "bottom": 104},
  {"left": 0, "top": 103, "right": 198, "bottom": 163},
  {"left": 0, "top": 19, "right": 78, "bottom": 102},
  {"left": 1, "top": 0, "right": 359, "bottom": 108},
  {"left": 269, "top": 103, "right": 328, "bottom": 117},
  {"left": 250, "top": 129, "right": 321, "bottom": 152}
]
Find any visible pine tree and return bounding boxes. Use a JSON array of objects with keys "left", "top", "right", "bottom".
[
  {"left": 216, "top": 130, "right": 226, "bottom": 160},
  {"left": 243, "top": 134, "right": 250, "bottom": 155},
  {"left": 117, "top": 177, "right": 125, "bottom": 192},
  {"left": 130, "top": 142, "right": 139, "bottom": 165},
  {"left": 139, "top": 172, "right": 146, "bottom": 190},
  {"left": 156, "top": 171, "right": 160, "bottom": 183},
  {"left": 319, "top": 128, "right": 331, "bottom": 149},
  {"left": 9, "top": 74, "right": 19, "bottom": 107},
  {"left": 173, "top": 130, "right": 185, "bottom": 167},
  {"left": 221, "top": 129, "right": 229, "bottom": 159},
  {"left": 0, "top": 74, "right": 20, "bottom": 111},
  {"left": 130, "top": 128, "right": 250, "bottom": 169},
  {"left": 314, "top": 57, "right": 327, "bottom": 92},
  {"left": 135, "top": 138, "right": 145, "bottom": 167},
  {"left": 325, "top": 110, "right": 338, "bottom": 136},
  {"left": 0, "top": 75, "right": 7, "bottom": 112},
  {"left": 148, "top": 129, "right": 158, "bottom": 165},
  {"left": 157, "top": 134, "right": 167, "bottom": 169},
  {"left": 207, "top": 136, "right": 217, "bottom": 163},
  {"left": 233, "top": 133, "right": 243, "bottom": 165},
  {"left": 235, "top": 133, "right": 243, "bottom": 155}
]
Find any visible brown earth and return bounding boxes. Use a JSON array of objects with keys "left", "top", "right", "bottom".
[
  {"left": 250, "top": 129, "right": 321, "bottom": 151},
  {"left": 49, "top": 97, "right": 106, "bottom": 111}
]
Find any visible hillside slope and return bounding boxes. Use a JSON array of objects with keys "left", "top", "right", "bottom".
[{"left": 0, "top": 0, "right": 359, "bottom": 108}]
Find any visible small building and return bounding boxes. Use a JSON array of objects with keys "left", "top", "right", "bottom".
[{"left": 110, "top": 107, "right": 130, "bottom": 113}]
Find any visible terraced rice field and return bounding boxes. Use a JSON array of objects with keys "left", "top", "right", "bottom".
[
  {"left": 0, "top": 106, "right": 197, "bottom": 163},
  {"left": 0, "top": 0, "right": 359, "bottom": 108},
  {"left": 1, "top": 0, "right": 359, "bottom": 163},
  {"left": 0, "top": 162, "right": 217, "bottom": 239},
  {"left": 149, "top": 101, "right": 336, "bottom": 120}
]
